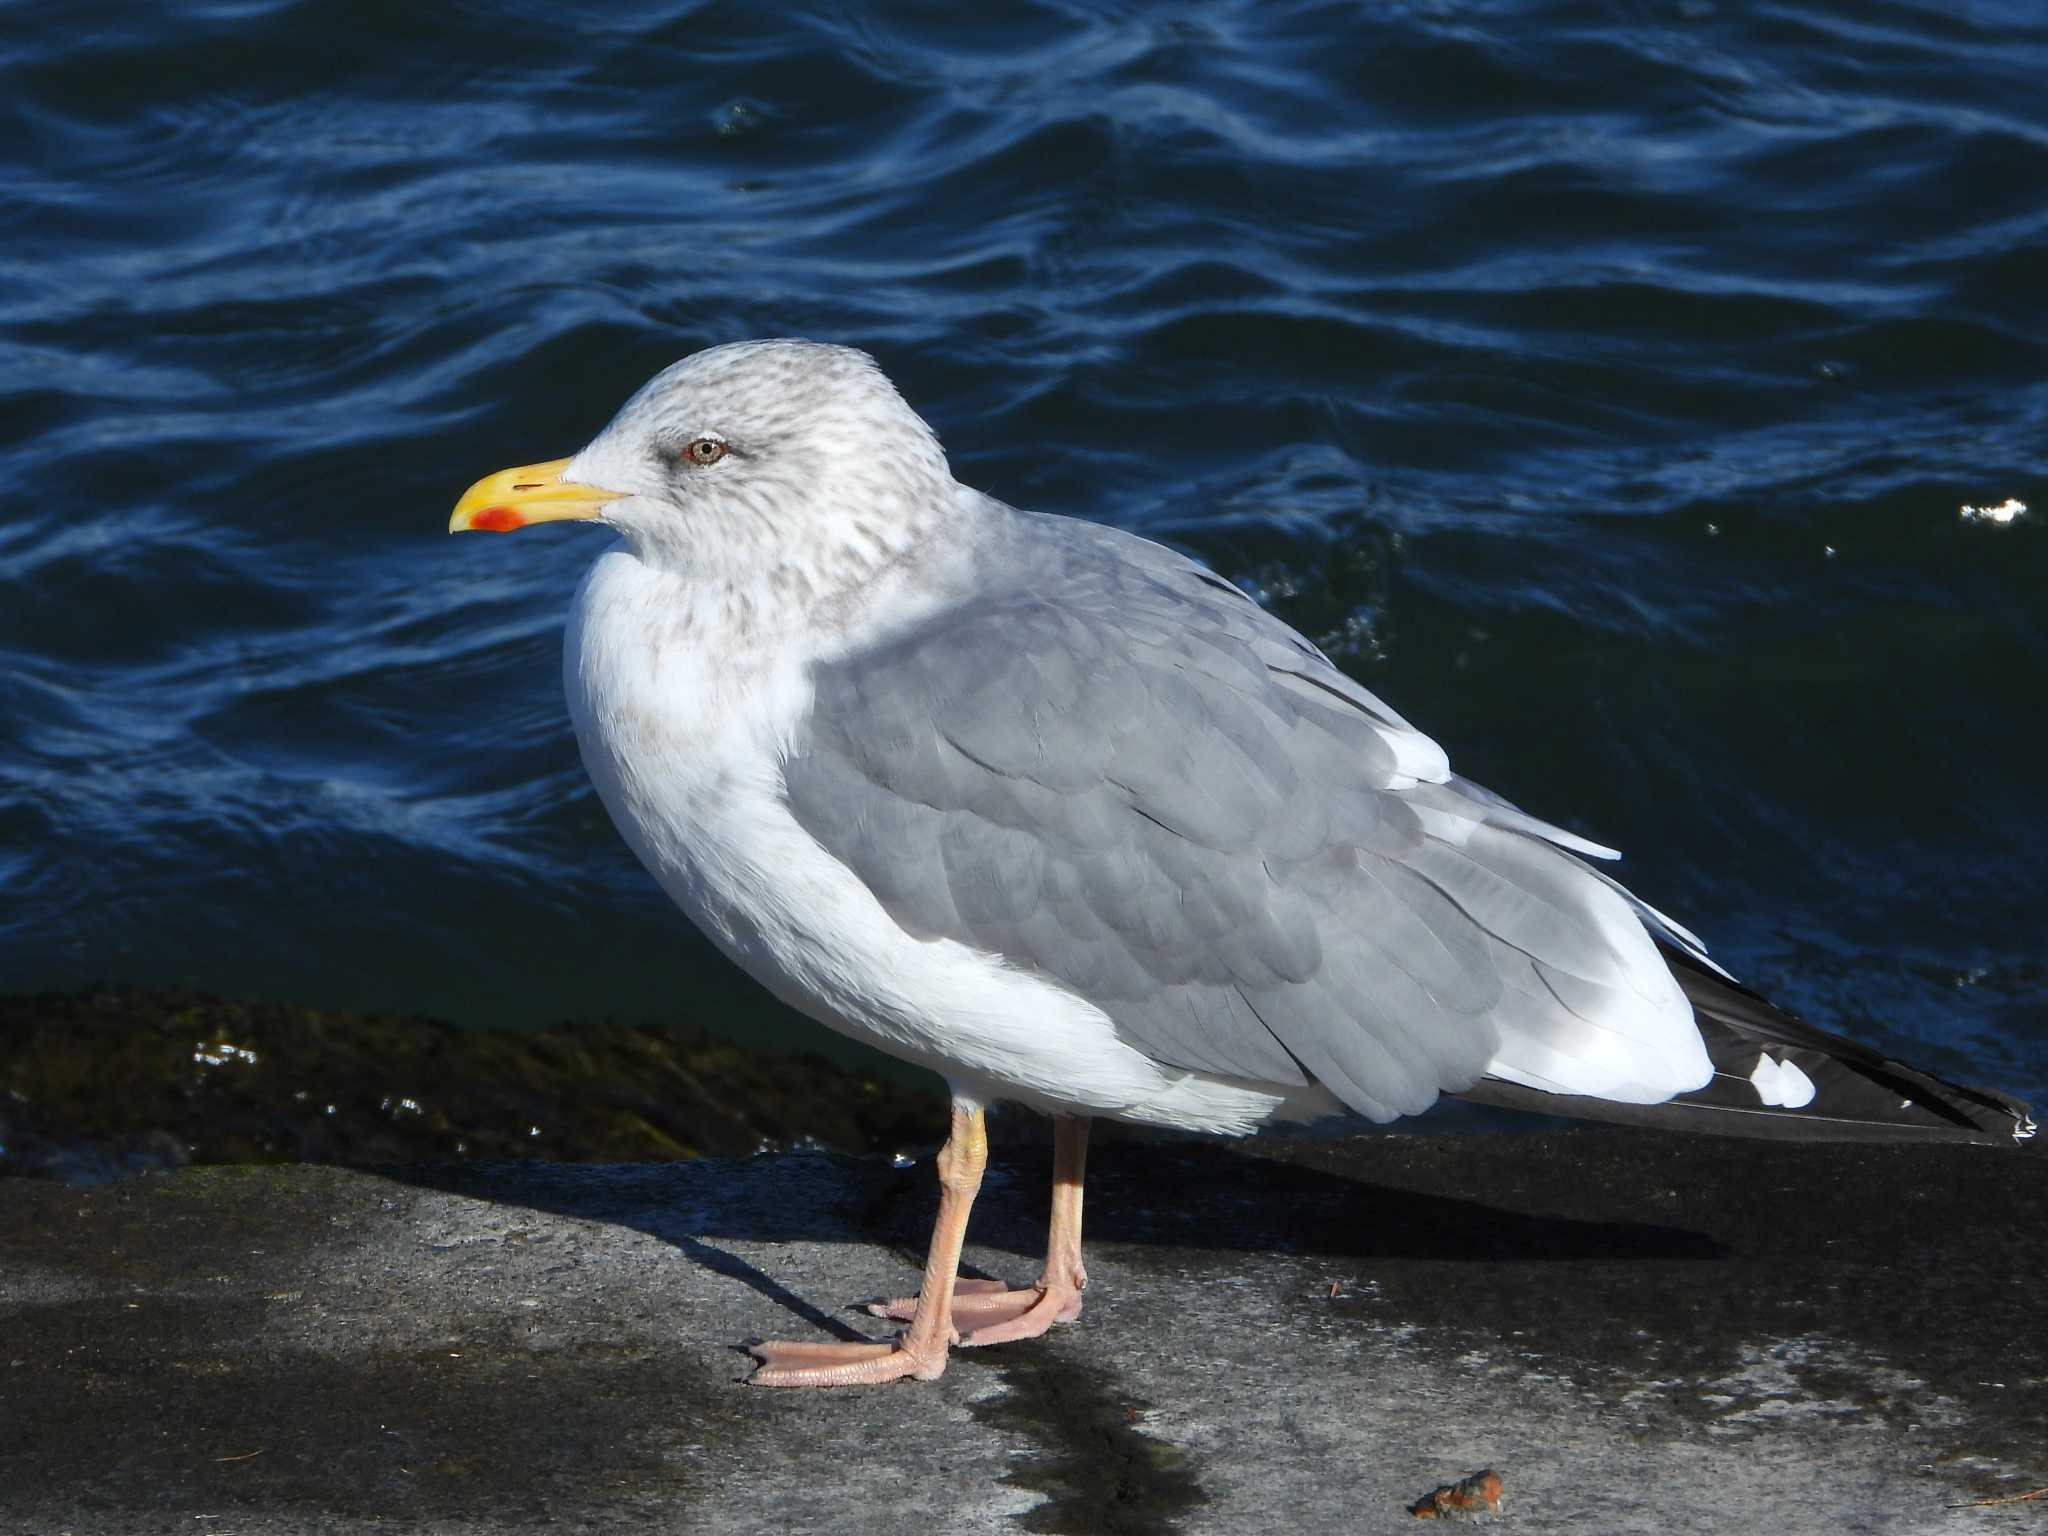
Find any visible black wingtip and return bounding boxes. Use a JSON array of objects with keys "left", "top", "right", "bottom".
[{"left": 1457, "top": 944, "right": 2037, "bottom": 1149}]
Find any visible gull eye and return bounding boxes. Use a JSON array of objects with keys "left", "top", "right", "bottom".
[{"left": 683, "top": 437, "right": 728, "bottom": 466}]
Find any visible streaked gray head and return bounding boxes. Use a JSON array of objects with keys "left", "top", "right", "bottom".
[{"left": 565, "top": 339, "right": 957, "bottom": 593}]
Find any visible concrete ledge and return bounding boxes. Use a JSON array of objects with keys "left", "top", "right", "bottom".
[{"left": 2, "top": 1131, "right": 2042, "bottom": 1533}]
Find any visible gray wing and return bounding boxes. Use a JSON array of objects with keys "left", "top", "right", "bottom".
[{"left": 783, "top": 508, "right": 1693, "bottom": 1120}]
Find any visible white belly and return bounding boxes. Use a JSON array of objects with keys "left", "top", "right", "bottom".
[{"left": 562, "top": 548, "right": 1322, "bottom": 1134}]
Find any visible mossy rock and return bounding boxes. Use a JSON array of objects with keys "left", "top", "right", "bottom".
[{"left": 0, "top": 988, "right": 943, "bottom": 1183}]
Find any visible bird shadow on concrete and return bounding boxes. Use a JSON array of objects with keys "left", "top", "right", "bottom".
[{"left": 381, "top": 1136, "right": 1727, "bottom": 1343}]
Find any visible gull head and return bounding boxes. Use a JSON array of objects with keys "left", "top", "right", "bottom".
[{"left": 450, "top": 339, "right": 957, "bottom": 594}]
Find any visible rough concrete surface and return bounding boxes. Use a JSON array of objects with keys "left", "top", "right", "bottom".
[{"left": 2, "top": 1130, "right": 2042, "bottom": 1534}]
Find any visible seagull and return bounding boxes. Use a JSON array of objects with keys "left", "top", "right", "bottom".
[{"left": 450, "top": 338, "right": 2036, "bottom": 1388}]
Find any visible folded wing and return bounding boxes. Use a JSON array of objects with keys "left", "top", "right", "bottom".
[{"left": 782, "top": 508, "right": 1712, "bottom": 1122}]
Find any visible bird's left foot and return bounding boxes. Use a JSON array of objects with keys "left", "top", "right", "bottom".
[
  {"left": 747, "top": 1335, "right": 948, "bottom": 1387},
  {"left": 867, "top": 1276, "right": 1083, "bottom": 1346}
]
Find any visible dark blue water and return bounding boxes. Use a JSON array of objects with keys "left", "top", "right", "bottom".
[{"left": 2, "top": 0, "right": 2043, "bottom": 1102}]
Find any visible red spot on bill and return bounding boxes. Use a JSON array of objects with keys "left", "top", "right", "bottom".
[{"left": 470, "top": 505, "right": 526, "bottom": 532}]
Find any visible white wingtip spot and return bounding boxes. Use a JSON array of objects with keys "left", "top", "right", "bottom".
[
  {"left": 1775, "top": 1057, "right": 1816, "bottom": 1109},
  {"left": 1748, "top": 1053, "right": 1783, "bottom": 1105},
  {"left": 1750, "top": 1053, "right": 1816, "bottom": 1109}
]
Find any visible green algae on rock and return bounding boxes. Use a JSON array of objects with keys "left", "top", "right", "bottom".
[{"left": 0, "top": 989, "right": 942, "bottom": 1182}]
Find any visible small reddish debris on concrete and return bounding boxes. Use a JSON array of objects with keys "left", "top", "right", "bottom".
[{"left": 1408, "top": 1468, "right": 1504, "bottom": 1520}]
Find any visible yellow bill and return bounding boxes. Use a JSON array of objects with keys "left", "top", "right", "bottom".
[{"left": 449, "top": 457, "right": 627, "bottom": 534}]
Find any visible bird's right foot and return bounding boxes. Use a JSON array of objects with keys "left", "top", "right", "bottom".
[{"left": 747, "top": 1335, "right": 949, "bottom": 1387}]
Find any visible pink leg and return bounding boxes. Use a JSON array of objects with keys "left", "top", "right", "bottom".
[
  {"left": 869, "top": 1117, "right": 1090, "bottom": 1347},
  {"left": 749, "top": 1100, "right": 988, "bottom": 1387}
]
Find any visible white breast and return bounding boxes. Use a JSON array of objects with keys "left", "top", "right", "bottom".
[{"left": 562, "top": 546, "right": 1319, "bottom": 1134}]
